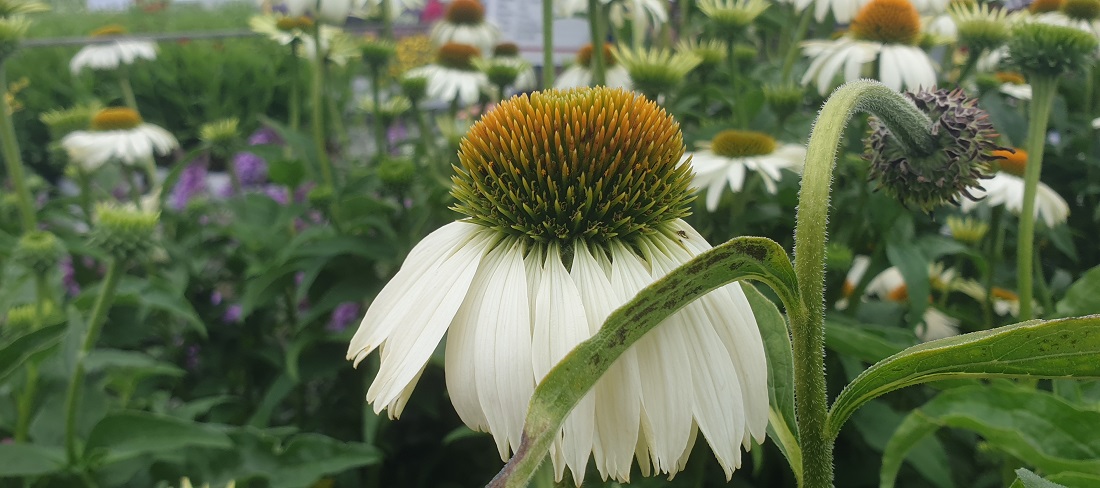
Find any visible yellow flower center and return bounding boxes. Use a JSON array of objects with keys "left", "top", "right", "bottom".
[
  {"left": 994, "top": 71, "right": 1027, "bottom": 85},
  {"left": 991, "top": 287, "right": 1019, "bottom": 301},
  {"left": 887, "top": 284, "right": 909, "bottom": 302},
  {"left": 1063, "top": 0, "right": 1100, "bottom": 20},
  {"left": 437, "top": 42, "right": 481, "bottom": 70},
  {"left": 851, "top": 0, "right": 922, "bottom": 45},
  {"left": 709, "top": 130, "right": 777, "bottom": 158},
  {"left": 1030, "top": 0, "right": 1062, "bottom": 13},
  {"left": 576, "top": 43, "right": 617, "bottom": 68},
  {"left": 446, "top": 0, "right": 486, "bottom": 24},
  {"left": 452, "top": 87, "right": 691, "bottom": 244},
  {"left": 993, "top": 148, "right": 1027, "bottom": 177},
  {"left": 275, "top": 15, "right": 314, "bottom": 31},
  {"left": 91, "top": 107, "right": 143, "bottom": 131},
  {"left": 90, "top": 25, "right": 127, "bottom": 37}
]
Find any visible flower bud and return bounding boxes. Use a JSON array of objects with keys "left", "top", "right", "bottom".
[
  {"left": 13, "top": 230, "right": 64, "bottom": 274},
  {"left": 1008, "top": 21, "right": 1098, "bottom": 77},
  {"left": 92, "top": 202, "right": 159, "bottom": 259}
]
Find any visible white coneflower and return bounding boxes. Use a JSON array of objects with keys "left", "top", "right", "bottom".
[
  {"left": 61, "top": 107, "right": 177, "bottom": 172},
  {"left": 994, "top": 71, "right": 1033, "bottom": 100},
  {"left": 684, "top": 129, "right": 805, "bottom": 211},
  {"left": 491, "top": 43, "right": 537, "bottom": 92},
  {"left": 405, "top": 42, "right": 488, "bottom": 106},
  {"left": 554, "top": 43, "right": 633, "bottom": 89},
  {"left": 843, "top": 260, "right": 961, "bottom": 340},
  {"left": 801, "top": 0, "right": 938, "bottom": 94},
  {"left": 960, "top": 148, "right": 1070, "bottom": 227},
  {"left": 430, "top": 0, "right": 501, "bottom": 56},
  {"left": 69, "top": 25, "right": 156, "bottom": 75},
  {"left": 611, "top": 44, "right": 700, "bottom": 98},
  {"left": 248, "top": 14, "right": 314, "bottom": 49},
  {"left": 347, "top": 87, "right": 769, "bottom": 485},
  {"left": 607, "top": 0, "right": 670, "bottom": 32}
]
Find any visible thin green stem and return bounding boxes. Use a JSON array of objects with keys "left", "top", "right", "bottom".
[
  {"left": 380, "top": 0, "right": 394, "bottom": 39},
  {"left": 795, "top": 80, "right": 934, "bottom": 487},
  {"left": 0, "top": 64, "right": 37, "bottom": 231},
  {"left": 631, "top": 2, "right": 645, "bottom": 48},
  {"left": 118, "top": 74, "right": 138, "bottom": 111},
  {"left": 954, "top": 48, "right": 982, "bottom": 86},
  {"left": 15, "top": 362, "right": 37, "bottom": 442},
  {"left": 1016, "top": 75, "right": 1056, "bottom": 320},
  {"left": 65, "top": 259, "right": 122, "bottom": 463},
  {"left": 781, "top": 9, "right": 813, "bottom": 83},
  {"left": 370, "top": 67, "right": 388, "bottom": 158},
  {"left": 543, "top": 0, "right": 555, "bottom": 88},
  {"left": 982, "top": 206, "right": 1005, "bottom": 329},
  {"left": 587, "top": 0, "right": 606, "bottom": 85},
  {"left": 289, "top": 44, "right": 302, "bottom": 133},
  {"left": 311, "top": 28, "right": 335, "bottom": 187}
]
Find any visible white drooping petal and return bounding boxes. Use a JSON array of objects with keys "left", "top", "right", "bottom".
[
  {"left": 532, "top": 244, "right": 595, "bottom": 484},
  {"left": 473, "top": 240, "right": 535, "bottom": 460},
  {"left": 356, "top": 223, "right": 494, "bottom": 412},
  {"left": 571, "top": 243, "right": 642, "bottom": 482},
  {"left": 878, "top": 45, "right": 903, "bottom": 91}
]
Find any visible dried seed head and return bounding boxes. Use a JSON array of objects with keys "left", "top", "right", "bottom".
[
  {"left": 451, "top": 87, "right": 692, "bottom": 244},
  {"left": 865, "top": 88, "right": 1003, "bottom": 212},
  {"left": 851, "top": 0, "right": 922, "bottom": 45}
]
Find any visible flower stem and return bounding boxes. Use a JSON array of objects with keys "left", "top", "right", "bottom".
[
  {"left": 543, "top": 0, "right": 555, "bottom": 88},
  {"left": 118, "top": 74, "right": 138, "bottom": 111},
  {"left": 370, "top": 67, "right": 388, "bottom": 158},
  {"left": 781, "top": 8, "right": 812, "bottom": 83},
  {"left": 0, "top": 64, "right": 37, "bottom": 231},
  {"left": 587, "top": 0, "right": 606, "bottom": 85},
  {"left": 1015, "top": 75, "right": 1056, "bottom": 320},
  {"left": 380, "top": 0, "right": 394, "bottom": 40},
  {"left": 289, "top": 43, "right": 302, "bottom": 134},
  {"left": 65, "top": 259, "right": 122, "bottom": 463},
  {"left": 794, "top": 80, "right": 934, "bottom": 487},
  {"left": 311, "top": 28, "right": 336, "bottom": 188},
  {"left": 954, "top": 48, "right": 982, "bottom": 86}
]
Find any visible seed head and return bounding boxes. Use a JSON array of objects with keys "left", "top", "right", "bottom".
[
  {"left": 950, "top": 2, "right": 1014, "bottom": 52},
  {"left": 851, "top": 0, "right": 922, "bottom": 45},
  {"left": 13, "top": 230, "right": 64, "bottom": 274},
  {"left": 437, "top": 42, "right": 481, "bottom": 70},
  {"left": 611, "top": 45, "right": 701, "bottom": 98},
  {"left": 451, "top": 87, "right": 692, "bottom": 245},
  {"left": 91, "top": 107, "right": 143, "bottom": 131},
  {"left": 40, "top": 101, "right": 102, "bottom": 140},
  {"left": 865, "top": 88, "right": 1003, "bottom": 212},
  {"left": 361, "top": 37, "right": 397, "bottom": 70},
  {"left": 1008, "top": 21, "right": 1099, "bottom": 77},
  {"left": 92, "top": 202, "right": 159, "bottom": 259},
  {"left": 445, "top": 0, "right": 486, "bottom": 24},
  {"left": 493, "top": 42, "right": 520, "bottom": 57},
  {"left": 709, "top": 130, "right": 777, "bottom": 157},
  {"left": 946, "top": 215, "right": 990, "bottom": 244}
]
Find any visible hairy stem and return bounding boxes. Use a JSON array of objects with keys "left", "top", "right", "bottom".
[{"left": 1016, "top": 75, "right": 1056, "bottom": 320}]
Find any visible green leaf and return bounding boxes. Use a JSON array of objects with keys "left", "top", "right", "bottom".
[
  {"left": 489, "top": 236, "right": 799, "bottom": 488},
  {"left": 86, "top": 410, "right": 233, "bottom": 464},
  {"left": 85, "top": 349, "right": 185, "bottom": 379},
  {"left": 0, "top": 444, "right": 65, "bottom": 477},
  {"left": 269, "top": 434, "right": 382, "bottom": 488},
  {"left": 0, "top": 323, "right": 65, "bottom": 382},
  {"left": 886, "top": 237, "right": 930, "bottom": 325},
  {"left": 1010, "top": 468, "right": 1068, "bottom": 488},
  {"left": 744, "top": 284, "right": 800, "bottom": 483},
  {"left": 880, "top": 384, "right": 1100, "bottom": 488},
  {"left": 1055, "top": 265, "right": 1100, "bottom": 318},
  {"left": 827, "top": 315, "right": 1100, "bottom": 438},
  {"left": 825, "top": 319, "right": 915, "bottom": 364}
]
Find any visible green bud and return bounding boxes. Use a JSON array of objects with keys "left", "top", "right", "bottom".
[
  {"left": 5, "top": 300, "right": 63, "bottom": 330},
  {"left": 361, "top": 37, "right": 397, "bottom": 71},
  {"left": 764, "top": 83, "right": 805, "bottom": 121},
  {"left": 307, "top": 184, "right": 335, "bottom": 207},
  {"left": 399, "top": 74, "right": 429, "bottom": 104},
  {"left": 825, "top": 242, "right": 854, "bottom": 271},
  {"left": 376, "top": 157, "right": 417, "bottom": 190},
  {"left": 946, "top": 215, "right": 990, "bottom": 244},
  {"left": 40, "top": 101, "right": 103, "bottom": 140},
  {"left": 1008, "top": 21, "right": 1098, "bottom": 78},
  {"left": 0, "top": 16, "right": 30, "bottom": 61},
  {"left": 13, "top": 230, "right": 64, "bottom": 274},
  {"left": 199, "top": 117, "right": 240, "bottom": 154},
  {"left": 92, "top": 202, "right": 159, "bottom": 259}
]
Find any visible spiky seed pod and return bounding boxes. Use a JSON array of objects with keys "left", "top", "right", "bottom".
[
  {"left": 677, "top": 38, "right": 727, "bottom": 72},
  {"left": 13, "top": 230, "right": 64, "bottom": 275},
  {"left": 611, "top": 45, "right": 701, "bottom": 98},
  {"left": 1008, "top": 21, "right": 1098, "bottom": 77},
  {"left": 92, "top": 202, "right": 159, "bottom": 259},
  {"left": 864, "top": 88, "right": 1003, "bottom": 212},
  {"left": 451, "top": 87, "right": 693, "bottom": 244},
  {"left": 949, "top": 2, "right": 1013, "bottom": 53},
  {"left": 4, "top": 300, "right": 63, "bottom": 331},
  {"left": 475, "top": 57, "right": 523, "bottom": 87},
  {"left": 764, "top": 83, "right": 805, "bottom": 120},
  {"left": 40, "top": 101, "right": 102, "bottom": 140},
  {"left": 199, "top": 118, "right": 240, "bottom": 156},
  {"left": 697, "top": 0, "right": 770, "bottom": 34}
]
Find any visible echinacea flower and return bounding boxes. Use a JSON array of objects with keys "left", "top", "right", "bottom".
[
  {"left": 685, "top": 130, "right": 805, "bottom": 211},
  {"left": 61, "top": 107, "right": 177, "bottom": 172},
  {"left": 837, "top": 256, "right": 960, "bottom": 340},
  {"left": 69, "top": 25, "right": 156, "bottom": 74},
  {"left": 554, "top": 43, "right": 633, "bottom": 89},
  {"left": 994, "top": 71, "right": 1033, "bottom": 99},
  {"left": 405, "top": 42, "right": 487, "bottom": 106},
  {"left": 429, "top": 0, "right": 500, "bottom": 56},
  {"left": 801, "top": 0, "right": 938, "bottom": 94},
  {"left": 960, "top": 148, "right": 1070, "bottom": 227},
  {"left": 611, "top": 44, "right": 700, "bottom": 98},
  {"left": 490, "top": 42, "right": 537, "bottom": 91},
  {"left": 347, "top": 87, "right": 769, "bottom": 484}
]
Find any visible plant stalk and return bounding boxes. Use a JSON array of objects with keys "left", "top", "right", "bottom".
[
  {"left": 587, "top": 0, "right": 607, "bottom": 85},
  {"left": 543, "top": 0, "right": 555, "bottom": 88},
  {"left": 1015, "top": 75, "right": 1056, "bottom": 320},
  {"left": 0, "top": 64, "right": 37, "bottom": 231},
  {"left": 311, "top": 28, "right": 336, "bottom": 187}
]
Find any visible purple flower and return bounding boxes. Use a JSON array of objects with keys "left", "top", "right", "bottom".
[
  {"left": 327, "top": 302, "right": 361, "bottom": 332},
  {"left": 386, "top": 122, "right": 408, "bottom": 154},
  {"left": 60, "top": 255, "right": 80, "bottom": 296},
  {"left": 263, "top": 185, "right": 290, "bottom": 205},
  {"left": 223, "top": 304, "right": 243, "bottom": 324},
  {"left": 233, "top": 152, "right": 269, "bottom": 187},
  {"left": 185, "top": 344, "right": 201, "bottom": 371},
  {"left": 170, "top": 161, "right": 208, "bottom": 210},
  {"left": 210, "top": 291, "right": 223, "bottom": 306},
  {"left": 248, "top": 127, "right": 283, "bottom": 146}
]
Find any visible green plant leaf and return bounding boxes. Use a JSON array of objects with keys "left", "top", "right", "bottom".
[
  {"left": 1010, "top": 468, "right": 1068, "bottom": 488},
  {"left": 1056, "top": 265, "right": 1100, "bottom": 317},
  {"left": 827, "top": 315, "right": 1100, "bottom": 438},
  {"left": 886, "top": 237, "right": 930, "bottom": 325},
  {"left": 488, "top": 236, "right": 800, "bottom": 488},
  {"left": 0, "top": 444, "right": 65, "bottom": 477},
  {"left": 85, "top": 410, "right": 233, "bottom": 464},
  {"left": 880, "top": 384, "right": 1100, "bottom": 488},
  {"left": 825, "top": 319, "right": 915, "bottom": 364},
  {"left": 0, "top": 322, "right": 65, "bottom": 382},
  {"left": 743, "top": 284, "right": 801, "bottom": 483},
  {"left": 269, "top": 433, "right": 382, "bottom": 488}
]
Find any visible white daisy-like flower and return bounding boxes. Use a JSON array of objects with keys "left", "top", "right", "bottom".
[
  {"left": 279, "top": 0, "right": 353, "bottom": 25},
  {"left": 813, "top": 0, "right": 866, "bottom": 22},
  {"left": 916, "top": 308, "right": 960, "bottom": 341},
  {"left": 69, "top": 25, "right": 156, "bottom": 75},
  {"left": 1092, "top": 116, "right": 1100, "bottom": 129},
  {"left": 841, "top": 259, "right": 961, "bottom": 340},
  {"left": 960, "top": 148, "right": 1070, "bottom": 227},
  {"left": 607, "top": 0, "right": 670, "bottom": 31},
  {"left": 835, "top": 254, "right": 872, "bottom": 310},
  {"left": 802, "top": 0, "right": 938, "bottom": 95},
  {"left": 684, "top": 129, "right": 805, "bottom": 211},
  {"left": 407, "top": 42, "right": 488, "bottom": 106},
  {"left": 347, "top": 87, "right": 769, "bottom": 485},
  {"left": 999, "top": 81, "right": 1033, "bottom": 100},
  {"left": 248, "top": 15, "right": 355, "bottom": 64},
  {"left": 990, "top": 287, "right": 1021, "bottom": 317},
  {"left": 61, "top": 107, "right": 177, "bottom": 172},
  {"left": 554, "top": 43, "right": 633, "bottom": 89},
  {"left": 429, "top": 0, "right": 501, "bottom": 56}
]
